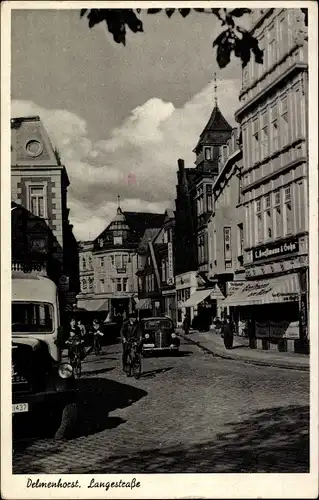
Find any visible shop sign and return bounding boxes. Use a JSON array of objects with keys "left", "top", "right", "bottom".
[
  {"left": 167, "top": 242, "right": 174, "bottom": 284},
  {"left": 253, "top": 238, "right": 299, "bottom": 262},
  {"left": 226, "top": 281, "right": 246, "bottom": 296}
]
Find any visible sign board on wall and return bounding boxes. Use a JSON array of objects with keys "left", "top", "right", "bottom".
[
  {"left": 167, "top": 242, "right": 174, "bottom": 285},
  {"left": 253, "top": 237, "right": 299, "bottom": 262}
]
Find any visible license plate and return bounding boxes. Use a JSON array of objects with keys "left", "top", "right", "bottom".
[
  {"left": 12, "top": 403, "right": 29, "bottom": 414},
  {"left": 143, "top": 343, "right": 155, "bottom": 348}
]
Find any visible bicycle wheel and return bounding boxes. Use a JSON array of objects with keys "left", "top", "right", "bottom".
[
  {"left": 73, "top": 353, "right": 81, "bottom": 378},
  {"left": 94, "top": 338, "right": 100, "bottom": 356},
  {"left": 124, "top": 353, "right": 132, "bottom": 377},
  {"left": 132, "top": 354, "right": 142, "bottom": 379}
]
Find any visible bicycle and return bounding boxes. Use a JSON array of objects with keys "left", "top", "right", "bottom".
[
  {"left": 124, "top": 340, "right": 142, "bottom": 379},
  {"left": 66, "top": 338, "right": 84, "bottom": 378}
]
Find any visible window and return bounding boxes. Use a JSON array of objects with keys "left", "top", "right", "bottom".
[
  {"left": 89, "top": 277, "right": 93, "bottom": 291},
  {"left": 88, "top": 256, "right": 92, "bottom": 268},
  {"left": 237, "top": 223, "right": 244, "bottom": 257},
  {"left": 100, "top": 257, "right": 104, "bottom": 267},
  {"left": 82, "top": 278, "right": 87, "bottom": 291},
  {"left": 82, "top": 257, "right": 86, "bottom": 270},
  {"left": 265, "top": 194, "right": 271, "bottom": 209},
  {"left": 12, "top": 302, "right": 53, "bottom": 333},
  {"left": 266, "top": 210, "right": 272, "bottom": 239},
  {"left": 281, "top": 96, "right": 289, "bottom": 146},
  {"left": 115, "top": 254, "right": 122, "bottom": 268},
  {"left": 100, "top": 279, "right": 105, "bottom": 293},
  {"left": 116, "top": 278, "right": 122, "bottom": 292},
  {"left": 98, "top": 238, "right": 103, "bottom": 248},
  {"left": 29, "top": 185, "right": 46, "bottom": 218},
  {"left": 252, "top": 118, "right": 259, "bottom": 164},
  {"left": 206, "top": 184, "right": 213, "bottom": 211},
  {"left": 123, "top": 278, "right": 128, "bottom": 292},
  {"left": 205, "top": 147, "right": 211, "bottom": 160},
  {"left": 273, "top": 190, "right": 282, "bottom": 238},
  {"left": 224, "top": 227, "right": 232, "bottom": 261},
  {"left": 284, "top": 186, "right": 293, "bottom": 235},
  {"left": 256, "top": 198, "right": 263, "bottom": 243},
  {"left": 270, "top": 103, "right": 279, "bottom": 152},
  {"left": 110, "top": 255, "right": 115, "bottom": 266},
  {"left": 261, "top": 112, "right": 269, "bottom": 158},
  {"left": 114, "top": 235, "right": 123, "bottom": 245}
]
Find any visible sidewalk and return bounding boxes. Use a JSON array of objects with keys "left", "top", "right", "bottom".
[{"left": 178, "top": 329, "right": 309, "bottom": 372}]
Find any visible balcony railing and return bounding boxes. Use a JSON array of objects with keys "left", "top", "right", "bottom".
[{"left": 12, "top": 261, "right": 47, "bottom": 274}]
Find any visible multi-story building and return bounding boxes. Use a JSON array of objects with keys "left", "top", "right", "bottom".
[
  {"left": 207, "top": 128, "right": 245, "bottom": 326},
  {"left": 77, "top": 206, "right": 165, "bottom": 317},
  {"left": 11, "top": 116, "right": 79, "bottom": 316},
  {"left": 226, "top": 8, "right": 309, "bottom": 353},
  {"left": 174, "top": 102, "right": 232, "bottom": 326},
  {"left": 136, "top": 209, "right": 176, "bottom": 322}
]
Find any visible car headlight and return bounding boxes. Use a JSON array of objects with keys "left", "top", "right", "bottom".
[
  {"left": 58, "top": 363, "right": 73, "bottom": 379},
  {"left": 145, "top": 333, "right": 150, "bottom": 339},
  {"left": 171, "top": 333, "right": 176, "bottom": 338}
]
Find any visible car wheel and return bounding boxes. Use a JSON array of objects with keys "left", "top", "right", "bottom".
[{"left": 54, "top": 402, "right": 78, "bottom": 440}]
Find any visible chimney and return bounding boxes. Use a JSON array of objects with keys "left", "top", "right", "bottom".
[{"left": 177, "top": 158, "right": 185, "bottom": 173}]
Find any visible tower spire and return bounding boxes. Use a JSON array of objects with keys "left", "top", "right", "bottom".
[
  {"left": 117, "top": 189, "right": 121, "bottom": 213},
  {"left": 213, "top": 72, "right": 218, "bottom": 107}
]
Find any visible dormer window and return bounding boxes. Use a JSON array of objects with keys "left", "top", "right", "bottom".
[
  {"left": 114, "top": 236, "right": 123, "bottom": 245},
  {"left": 98, "top": 238, "right": 103, "bottom": 248},
  {"left": 204, "top": 147, "right": 211, "bottom": 160}
]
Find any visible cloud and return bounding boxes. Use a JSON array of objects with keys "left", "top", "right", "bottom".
[{"left": 11, "top": 79, "right": 240, "bottom": 241}]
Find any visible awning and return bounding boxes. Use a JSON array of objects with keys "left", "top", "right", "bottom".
[
  {"left": 78, "top": 299, "right": 109, "bottom": 312},
  {"left": 222, "top": 273, "right": 300, "bottom": 307},
  {"left": 135, "top": 298, "right": 152, "bottom": 310},
  {"left": 182, "top": 289, "right": 211, "bottom": 308}
]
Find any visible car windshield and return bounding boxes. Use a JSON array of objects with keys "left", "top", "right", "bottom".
[
  {"left": 12, "top": 302, "right": 54, "bottom": 333},
  {"left": 143, "top": 319, "right": 171, "bottom": 330}
]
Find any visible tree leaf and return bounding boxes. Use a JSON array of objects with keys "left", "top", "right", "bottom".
[
  {"left": 216, "top": 41, "right": 231, "bottom": 68},
  {"left": 301, "top": 8, "right": 308, "bottom": 26},
  {"left": 80, "top": 9, "right": 87, "bottom": 18},
  {"left": 165, "top": 9, "right": 175, "bottom": 18},
  {"left": 122, "top": 10, "right": 143, "bottom": 33},
  {"left": 225, "top": 13, "right": 235, "bottom": 28},
  {"left": 212, "top": 29, "right": 228, "bottom": 48},
  {"left": 179, "top": 9, "right": 191, "bottom": 18},
  {"left": 228, "top": 8, "right": 251, "bottom": 17},
  {"left": 147, "top": 9, "right": 162, "bottom": 14}
]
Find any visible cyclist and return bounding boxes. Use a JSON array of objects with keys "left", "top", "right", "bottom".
[
  {"left": 65, "top": 317, "right": 83, "bottom": 360},
  {"left": 89, "top": 318, "right": 104, "bottom": 355},
  {"left": 120, "top": 312, "right": 142, "bottom": 371}
]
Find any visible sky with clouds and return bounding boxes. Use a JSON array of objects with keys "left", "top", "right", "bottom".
[{"left": 11, "top": 8, "right": 248, "bottom": 241}]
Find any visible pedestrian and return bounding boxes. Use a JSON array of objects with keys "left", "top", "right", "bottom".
[
  {"left": 120, "top": 312, "right": 141, "bottom": 373},
  {"left": 222, "top": 316, "right": 234, "bottom": 349},
  {"left": 77, "top": 318, "right": 86, "bottom": 337},
  {"left": 182, "top": 311, "right": 191, "bottom": 335},
  {"left": 214, "top": 317, "right": 222, "bottom": 335}
]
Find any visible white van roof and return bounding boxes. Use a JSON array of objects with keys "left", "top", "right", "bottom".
[{"left": 12, "top": 272, "right": 57, "bottom": 303}]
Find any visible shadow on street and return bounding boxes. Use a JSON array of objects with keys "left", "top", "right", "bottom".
[
  {"left": 82, "top": 366, "right": 115, "bottom": 377},
  {"left": 141, "top": 367, "right": 173, "bottom": 378},
  {"left": 13, "top": 377, "right": 147, "bottom": 446},
  {"left": 71, "top": 404, "right": 309, "bottom": 473}
]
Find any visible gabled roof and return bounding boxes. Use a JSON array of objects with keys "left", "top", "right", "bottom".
[
  {"left": 137, "top": 227, "right": 161, "bottom": 254},
  {"left": 194, "top": 105, "right": 232, "bottom": 151},
  {"left": 94, "top": 211, "right": 165, "bottom": 243}
]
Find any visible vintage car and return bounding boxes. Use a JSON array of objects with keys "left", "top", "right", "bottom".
[
  {"left": 12, "top": 272, "right": 77, "bottom": 440},
  {"left": 140, "top": 316, "right": 180, "bottom": 354}
]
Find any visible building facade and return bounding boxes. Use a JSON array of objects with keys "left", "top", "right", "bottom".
[
  {"left": 229, "top": 8, "right": 309, "bottom": 352},
  {"left": 11, "top": 116, "right": 79, "bottom": 316},
  {"left": 174, "top": 104, "right": 232, "bottom": 326},
  {"left": 207, "top": 128, "right": 245, "bottom": 325},
  {"left": 136, "top": 210, "right": 176, "bottom": 322},
  {"left": 77, "top": 207, "right": 165, "bottom": 317}
]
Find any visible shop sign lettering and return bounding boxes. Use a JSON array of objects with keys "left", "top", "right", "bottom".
[{"left": 253, "top": 238, "right": 299, "bottom": 261}]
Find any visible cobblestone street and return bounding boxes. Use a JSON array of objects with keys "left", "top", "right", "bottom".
[{"left": 13, "top": 337, "right": 309, "bottom": 474}]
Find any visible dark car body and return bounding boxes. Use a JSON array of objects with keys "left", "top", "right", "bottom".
[{"left": 140, "top": 317, "right": 180, "bottom": 354}]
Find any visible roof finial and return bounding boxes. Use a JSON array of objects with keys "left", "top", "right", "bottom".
[
  {"left": 213, "top": 72, "right": 218, "bottom": 107},
  {"left": 117, "top": 189, "right": 121, "bottom": 213}
]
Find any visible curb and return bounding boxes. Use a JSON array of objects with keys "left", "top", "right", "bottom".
[{"left": 180, "top": 333, "right": 309, "bottom": 372}]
